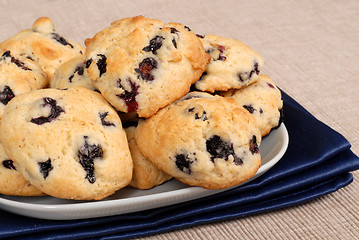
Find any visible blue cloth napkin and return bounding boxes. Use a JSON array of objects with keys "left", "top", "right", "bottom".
[{"left": 1, "top": 91, "right": 359, "bottom": 240}]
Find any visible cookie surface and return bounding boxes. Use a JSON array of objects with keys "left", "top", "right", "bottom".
[
  {"left": 0, "top": 87, "right": 132, "bottom": 200},
  {"left": 0, "top": 50, "right": 47, "bottom": 119},
  {"left": 194, "top": 34, "right": 263, "bottom": 92},
  {"left": 222, "top": 74, "right": 283, "bottom": 136},
  {"left": 85, "top": 15, "right": 210, "bottom": 118},
  {"left": 0, "top": 17, "right": 85, "bottom": 80},
  {"left": 0, "top": 142, "right": 44, "bottom": 196},
  {"left": 125, "top": 125, "right": 172, "bottom": 189},
  {"left": 50, "top": 55, "right": 94, "bottom": 90},
  {"left": 135, "top": 92, "right": 261, "bottom": 189}
]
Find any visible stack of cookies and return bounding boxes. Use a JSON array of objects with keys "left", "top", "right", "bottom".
[{"left": 0, "top": 16, "right": 283, "bottom": 200}]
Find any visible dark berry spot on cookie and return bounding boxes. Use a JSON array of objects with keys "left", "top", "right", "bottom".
[
  {"left": 249, "top": 135, "right": 259, "bottom": 154},
  {"left": 85, "top": 59, "right": 93, "bottom": 68},
  {"left": 184, "top": 26, "right": 192, "bottom": 31},
  {"left": 135, "top": 57, "right": 157, "bottom": 81},
  {"left": 68, "top": 65, "right": 85, "bottom": 83},
  {"left": 206, "top": 135, "right": 243, "bottom": 165},
  {"left": 172, "top": 38, "right": 177, "bottom": 49},
  {"left": 0, "top": 86, "right": 15, "bottom": 105},
  {"left": 248, "top": 62, "right": 260, "bottom": 79},
  {"left": 77, "top": 136, "right": 103, "bottom": 184},
  {"left": 175, "top": 153, "right": 194, "bottom": 174},
  {"left": 51, "top": 33, "right": 74, "bottom": 48},
  {"left": 143, "top": 35, "right": 165, "bottom": 54},
  {"left": 1, "top": 51, "right": 31, "bottom": 71},
  {"left": 99, "top": 112, "right": 115, "bottom": 127},
  {"left": 38, "top": 159, "right": 53, "bottom": 179},
  {"left": 186, "top": 107, "right": 208, "bottom": 121},
  {"left": 243, "top": 105, "right": 255, "bottom": 114},
  {"left": 2, "top": 160, "right": 16, "bottom": 170},
  {"left": 170, "top": 27, "right": 179, "bottom": 34},
  {"left": 259, "top": 108, "right": 264, "bottom": 114},
  {"left": 117, "top": 78, "right": 140, "bottom": 112},
  {"left": 238, "top": 61, "right": 260, "bottom": 82},
  {"left": 96, "top": 54, "right": 107, "bottom": 77},
  {"left": 196, "top": 34, "right": 205, "bottom": 38},
  {"left": 267, "top": 82, "right": 275, "bottom": 89},
  {"left": 30, "top": 97, "right": 65, "bottom": 125}
]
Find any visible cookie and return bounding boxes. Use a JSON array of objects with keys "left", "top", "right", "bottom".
[
  {"left": 0, "top": 142, "right": 44, "bottom": 196},
  {"left": 194, "top": 34, "right": 264, "bottom": 92},
  {"left": 135, "top": 92, "right": 261, "bottom": 189},
  {"left": 125, "top": 124, "right": 172, "bottom": 189},
  {"left": 0, "top": 17, "right": 85, "bottom": 80},
  {"left": 0, "top": 87, "right": 133, "bottom": 200},
  {"left": 222, "top": 74, "right": 283, "bottom": 136},
  {"left": 85, "top": 15, "right": 210, "bottom": 118},
  {"left": 50, "top": 55, "right": 95, "bottom": 90},
  {"left": 0, "top": 50, "right": 47, "bottom": 119}
]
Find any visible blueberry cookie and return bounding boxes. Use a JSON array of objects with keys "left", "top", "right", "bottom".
[
  {"left": 194, "top": 34, "right": 264, "bottom": 92},
  {"left": 50, "top": 55, "right": 95, "bottom": 90},
  {"left": 222, "top": 74, "right": 283, "bottom": 136},
  {"left": 85, "top": 15, "right": 210, "bottom": 118},
  {"left": 0, "top": 17, "right": 85, "bottom": 80},
  {"left": 0, "top": 87, "right": 133, "bottom": 200},
  {"left": 135, "top": 92, "right": 261, "bottom": 189},
  {"left": 0, "top": 50, "right": 47, "bottom": 118},
  {"left": 0, "top": 142, "right": 44, "bottom": 196},
  {"left": 125, "top": 124, "right": 172, "bottom": 189}
]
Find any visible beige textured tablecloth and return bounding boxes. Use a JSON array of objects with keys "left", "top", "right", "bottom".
[{"left": 0, "top": 0, "right": 358, "bottom": 239}]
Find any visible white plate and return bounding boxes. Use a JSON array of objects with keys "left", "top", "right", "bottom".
[{"left": 0, "top": 124, "right": 289, "bottom": 220}]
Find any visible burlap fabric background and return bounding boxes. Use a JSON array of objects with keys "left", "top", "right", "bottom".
[{"left": 0, "top": 0, "right": 358, "bottom": 239}]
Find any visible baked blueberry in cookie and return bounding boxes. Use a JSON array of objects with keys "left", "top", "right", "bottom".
[
  {"left": 0, "top": 86, "right": 15, "bottom": 105},
  {"left": 30, "top": 97, "right": 64, "bottom": 125},
  {"left": 2, "top": 159, "right": 16, "bottom": 170},
  {"left": 77, "top": 136, "right": 103, "bottom": 183},
  {"left": 38, "top": 159, "right": 53, "bottom": 179}
]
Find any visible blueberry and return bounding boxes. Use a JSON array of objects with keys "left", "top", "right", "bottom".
[
  {"left": 51, "top": 33, "right": 74, "bottom": 48},
  {"left": 117, "top": 78, "right": 140, "bottom": 112},
  {"left": 1, "top": 50, "right": 31, "bottom": 71},
  {"left": 187, "top": 107, "right": 208, "bottom": 121},
  {"left": 85, "top": 59, "right": 93, "bottom": 68},
  {"left": 206, "top": 135, "right": 243, "bottom": 165},
  {"left": 184, "top": 26, "right": 192, "bottom": 31},
  {"left": 38, "top": 159, "right": 53, "bottom": 179},
  {"left": 248, "top": 62, "right": 259, "bottom": 79},
  {"left": 2, "top": 160, "right": 16, "bottom": 170},
  {"left": 243, "top": 104, "right": 255, "bottom": 114},
  {"left": 143, "top": 35, "right": 165, "bottom": 54},
  {"left": 249, "top": 135, "right": 259, "bottom": 154},
  {"left": 68, "top": 65, "right": 85, "bottom": 83},
  {"left": 267, "top": 82, "right": 275, "bottom": 89},
  {"left": 77, "top": 136, "right": 103, "bottom": 183},
  {"left": 238, "top": 61, "right": 260, "bottom": 82},
  {"left": 135, "top": 57, "right": 157, "bottom": 81},
  {"left": 96, "top": 54, "right": 107, "bottom": 77},
  {"left": 30, "top": 97, "right": 65, "bottom": 125},
  {"left": 99, "top": 112, "right": 115, "bottom": 127},
  {"left": 0, "top": 86, "right": 15, "bottom": 105},
  {"left": 175, "top": 153, "right": 195, "bottom": 174}
]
